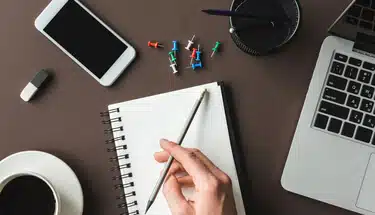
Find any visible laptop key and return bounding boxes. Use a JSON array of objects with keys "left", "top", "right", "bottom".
[
  {"left": 328, "top": 118, "right": 343, "bottom": 133},
  {"left": 364, "top": 61, "right": 375, "bottom": 71},
  {"left": 345, "top": 66, "right": 359, "bottom": 79},
  {"left": 348, "top": 4, "right": 362, "bottom": 16},
  {"left": 359, "top": 70, "right": 372, "bottom": 83},
  {"left": 334, "top": 53, "right": 348, "bottom": 62},
  {"left": 346, "top": 16, "right": 359, "bottom": 26},
  {"left": 355, "top": 126, "right": 373, "bottom": 143},
  {"left": 349, "top": 57, "right": 363, "bottom": 67},
  {"left": 323, "top": 88, "right": 347, "bottom": 104},
  {"left": 361, "top": 85, "right": 375, "bottom": 98},
  {"left": 347, "top": 95, "right": 361, "bottom": 109},
  {"left": 357, "top": 0, "right": 371, "bottom": 7},
  {"left": 327, "top": 75, "right": 348, "bottom": 90},
  {"left": 342, "top": 122, "right": 356, "bottom": 138},
  {"left": 348, "top": 81, "right": 361, "bottom": 94},
  {"left": 361, "top": 8, "right": 374, "bottom": 22},
  {"left": 360, "top": 21, "right": 373, "bottom": 30},
  {"left": 360, "top": 99, "right": 374, "bottom": 113},
  {"left": 331, "top": 61, "right": 345, "bottom": 75},
  {"left": 364, "top": 114, "right": 375, "bottom": 128},
  {"left": 350, "top": 110, "right": 363, "bottom": 124},
  {"left": 314, "top": 114, "right": 329, "bottom": 129},
  {"left": 319, "top": 100, "right": 350, "bottom": 119}
]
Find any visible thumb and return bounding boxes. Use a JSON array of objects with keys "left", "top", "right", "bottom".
[{"left": 163, "top": 174, "right": 193, "bottom": 215}]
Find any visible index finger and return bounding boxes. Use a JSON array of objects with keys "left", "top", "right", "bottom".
[{"left": 160, "top": 139, "right": 213, "bottom": 181}]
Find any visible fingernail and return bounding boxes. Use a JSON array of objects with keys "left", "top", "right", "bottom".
[
  {"left": 161, "top": 138, "right": 169, "bottom": 143},
  {"left": 160, "top": 139, "right": 176, "bottom": 148},
  {"left": 160, "top": 139, "right": 169, "bottom": 146}
]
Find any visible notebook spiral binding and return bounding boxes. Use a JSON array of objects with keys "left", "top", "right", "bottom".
[{"left": 101, "top": 108, "right": 140, "bottom": 215}]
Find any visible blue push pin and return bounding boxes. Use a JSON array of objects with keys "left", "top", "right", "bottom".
[
  {"left": 172, "top": 40, "right": 179, "bottom": 55},
  {"left": 196, "top": 44, "right": 201, "bottom": 61},
  {"left": 192, "top": 62, "right": 203, "bottom": 70}
]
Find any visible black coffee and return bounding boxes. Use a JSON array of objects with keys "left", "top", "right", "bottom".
[{"left": 0, "top": 175, "right": 56, "bottom": 215}]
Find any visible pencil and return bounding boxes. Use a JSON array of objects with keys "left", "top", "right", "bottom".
[{"left": 145, "top": 89, "right": 208, "bottom": 214}]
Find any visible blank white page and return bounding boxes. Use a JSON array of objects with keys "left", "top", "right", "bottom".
[{"left": 108, "top": 82, "right": 246, "bottom": 215}]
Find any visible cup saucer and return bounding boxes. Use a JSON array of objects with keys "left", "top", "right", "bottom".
[{"left": 0, "top": 151, "right": 84, "bottom": 215}]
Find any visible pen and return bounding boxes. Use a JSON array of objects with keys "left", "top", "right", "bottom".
[
  {"left": 145, "top": 89, "right": 208, "bottom": 214},
  {"left": 202, "top": 9, "right": 289, "bottom": 28},
  {"left": 202, "top": 9, "right": 277, "bottom": 22}
]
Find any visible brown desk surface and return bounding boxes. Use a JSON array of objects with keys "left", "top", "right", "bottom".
[{"left": 0, "top": 0, "right": 357, "bottom": 214}]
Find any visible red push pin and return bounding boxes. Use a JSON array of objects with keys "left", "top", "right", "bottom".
[
  {"left": 190, "top": 48, "right": 198, "bottom": 65},
  {"left": 148, "top": 41, "right": 164, "bottom": 49}
]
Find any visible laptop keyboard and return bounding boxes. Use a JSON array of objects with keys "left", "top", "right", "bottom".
[
  {"left": 345, "top": 0, "right": 375, "bottom": 31},
  {"left": 313, "top": 52, "right": 375, "bottom": 145}
]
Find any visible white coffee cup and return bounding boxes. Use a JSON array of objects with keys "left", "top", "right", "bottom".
[{"left": 0, "top": 171, "right": 61, "bottom": 215}]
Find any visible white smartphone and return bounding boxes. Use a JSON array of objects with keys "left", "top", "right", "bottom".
[{"left": 35, "top": 0, "right": 136, "bottom": 86}]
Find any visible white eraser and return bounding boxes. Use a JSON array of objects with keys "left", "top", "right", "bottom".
[
  {"left": 20, "top": 70, "right": 50, "bottom": 102},
  {"left": 20, "top": 83, "right": 38, "bottom": 102}
]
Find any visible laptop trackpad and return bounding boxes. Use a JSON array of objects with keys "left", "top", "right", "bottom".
[{"left": 357, "top": 154, "right": 375, "bottom": 212}]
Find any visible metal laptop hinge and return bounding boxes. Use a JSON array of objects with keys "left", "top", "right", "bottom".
[{"left": 353, "top": 32, "right": 375, "bottom": 58}]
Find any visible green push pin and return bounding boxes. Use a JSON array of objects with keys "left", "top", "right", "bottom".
[
  {"left": 211, "top": 41, "right": 221, "bottom": 58},
  {"left": 168, "top": 52, "right": 177, "bottom": 64}
]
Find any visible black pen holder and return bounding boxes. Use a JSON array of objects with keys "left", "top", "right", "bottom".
[{"left": 230, "top": 0, "right": 301, "bottom": 56}]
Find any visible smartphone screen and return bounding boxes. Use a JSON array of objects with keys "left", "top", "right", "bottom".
[{"left": 43, "top": 0, "right": 128, "bottom": 79}]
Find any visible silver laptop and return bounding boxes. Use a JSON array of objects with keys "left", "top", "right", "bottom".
[{"left": 282, "top": 1, "right": 375, "bottom": 214}]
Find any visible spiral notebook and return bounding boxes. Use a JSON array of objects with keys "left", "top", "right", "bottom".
[{"left": 102, "top": 82, "right": 248, "bottom": 215}]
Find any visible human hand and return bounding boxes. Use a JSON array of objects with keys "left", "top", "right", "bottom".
[{"left": 154, "top": 139, "right": 237, "bottom": 215}]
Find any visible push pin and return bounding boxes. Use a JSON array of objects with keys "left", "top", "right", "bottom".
[
  {"left": 196, "top": 45, "right": 202, "bottom": 62},
  {"left": 172, "top": 41, "right": 179, "bottom": 55},
  {"left": 168, "top": 51, "right": 177, "bottom": 65},
  {"left": 190, "top": 48, "right": 198, "bottom": 65},
  {"left": 148, "top": 41, "right": 164, "bottom": 49},
  {"left": 185, "top": 35, "right": 195, "bottom": 51},
  {"left": 192, "top": 62, "right": 203, "bottom": 70},
  {"left": 211, "top": 41, "right": 221, "bottom": 58},
  {"left": 186, "top": 62, "right": 203, "bottom": 70},
  {"left": 169, "top": 58, "right": 178, "bottom": 74}
]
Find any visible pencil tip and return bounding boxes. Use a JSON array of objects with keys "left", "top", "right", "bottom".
[{"left": 145, "top": 200, "right": 153, "bottom": 214}]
